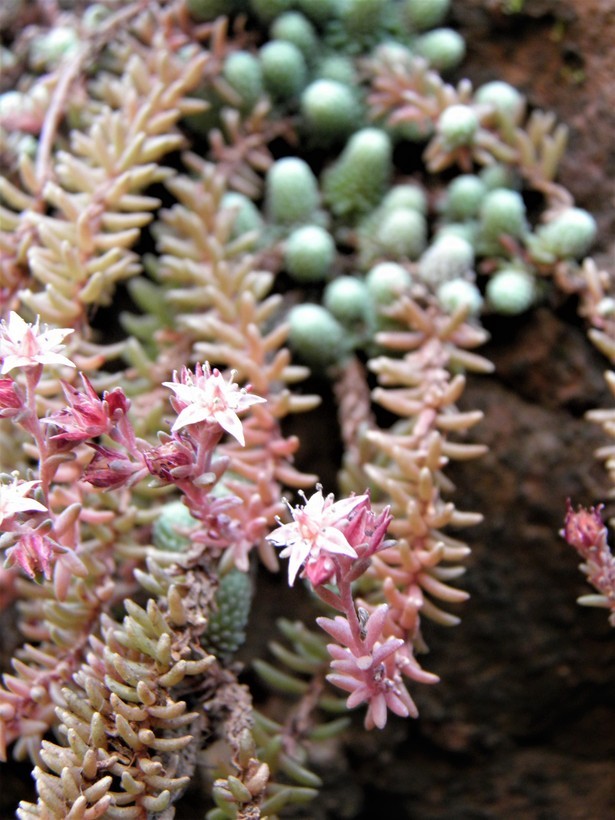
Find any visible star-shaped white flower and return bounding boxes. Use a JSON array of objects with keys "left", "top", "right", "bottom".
[
  {"left": 163, "top": 363, "right": 266, "bottom": 446},
  {"left": 267, "top": 488, "right": 368, "bottom": 585},
  {"left": 0, "top": 478, "right": 47, "bottom": 527},
  {"left": 0, "top": 312, "right": 75, "bottom": 374}
]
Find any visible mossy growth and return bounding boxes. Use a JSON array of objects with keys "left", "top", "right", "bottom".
[
  {"left": 202, "top": 569, "right": 253, "bottom": 662},
  {"left": 322, "top": 127, "right": 393, "bottom": 219}
]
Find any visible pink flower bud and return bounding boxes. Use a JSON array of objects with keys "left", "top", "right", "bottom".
[
  {"left": 304, "top": 553, "right": 336, "bottom": 586},
  {"left": 563, "top": 500, "right": 607, "bottom": 557},
  {"left": 43, "top": 375, "right": 129, "bottom": 447},
  {"left": 4, "top": 532, "right": 60, "bottom": 580},
  {"left": 104, "top": 387, "right": 130, "bottom": 418},
  {"left": 0, "top": 378, "right": 23, "bottom": 418},
  {"left": 84, "top": 445, "right": 141, "bottom": 489},
  {"left": 144, "top": 440, "right": 194, "bottom": 482}
]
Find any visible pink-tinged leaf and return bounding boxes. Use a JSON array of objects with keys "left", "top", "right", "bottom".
[
  {"left": 59, "top": 550, "right": 88, "bottom": 576},
  {"left": 389, "top": 687, "right": 418, "bottom": 719},
  {"left": 52, "top": 503, "right": 82, "bottom": 538},
  {"left": 326, "top": 644, "right": 350, "bottom": 661},
  {"left": 368, "top": 692, "right": 388, "bottom": 729},
  {"left": 326, "top": 673, "right": 365, "bottom": 695},
  {"left": 316, "top": 615, "right": 353, "bottom": 646},
  {"left": 3, "top": 674, "right": 32, "bottom": 697},
  {"left": 384, "top": 690, "right": 411, "bottom": 718},
  {"left": 346, "top": 686, "right": 371, "bottom": 709},
  {"left": 371, "top": 637, "right": 404, "bottom": 666},
  {"left": 398, "top": 651, "right": 440, "bottom": 685},
  {"left": 364, "top": 604, "right": 388, "bottom": 649},
  {"left": 330, "top": 661, "right": 361, "bottom": 677}
]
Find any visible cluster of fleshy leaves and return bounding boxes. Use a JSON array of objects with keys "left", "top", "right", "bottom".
[{"left": 0, "top": 308, "right": 425, "bottom": 792}]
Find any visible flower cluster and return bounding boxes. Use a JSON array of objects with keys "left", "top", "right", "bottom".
[
  {"left": 268, "top": 487, "right": 434, "bottom": 729},
  {"left": 0, "top": 316, "right": 267, "bottom": 586},
  {"left": 80, "top": 363, "right": 266, "bottom": 496},
  {"left": 562, "top": 501, "right": 615, "bottom": 626},
  {"left": 42, "top": 374, "right": 129, "bottom": 448},
  {"left": 98, "top": 365, "right": 269, "bottom": 568},
  {"left": 0, "top": 314, "right": 82, "bottom": 586},
  {"left": 0, "top": 337, "right": 272, "bottom": 787}
]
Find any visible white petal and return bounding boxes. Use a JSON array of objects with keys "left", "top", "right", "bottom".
[
  {"left": 303, "top": 490, "right": 325, "bottom": 517},
  {"left": 320, "top": 527, "right": 357, "bottom": 558},
  {"left": 282, "top": 540, "right": 310, "bottom": 586},
  {"left": 170, "top": 403, "right": 211, "bottom": 431},
  {"left": 214, "top": 408, "right": 245, "bottom": 445},
  {"left": 7, "top": 311, "right": 28, "bottom": 339}
]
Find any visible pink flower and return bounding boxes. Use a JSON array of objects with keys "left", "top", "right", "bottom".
[
  {"left": 0, "top": 478, "right": 46, "bottom": 527},
  {"left": 0, "top": 312, "right": 75, "bottom": 374},
  {"left": 342, "top": 500, "right": 393, "bottom": 560},
  {"left": 563, "top": 500, "right": 615, "bottom": 624},
  {"left": 318, "top": 606, "right": 418, "bottom": 730},
  {"left": 163, "top": 363, "right": 266, "bottom": 446},
  {"left": 304, "top": 552, "right": 337, "bottom": 586},
  {"left": 267, "top": 488, "right": 368, "bottom": 586},
  {"left": 563, "top": 500, "right": 607, "bottom": 556},
  {"left": 84, "top": 445, "right": 142, "bottom": 489},
  {"left": 144, "top": 439, "right": 195, "bottom": 482},
  {"left": 4, "top": 532, "right": 61, "bottom": 580},
  {"left": 42, "top": 375, "right": 129, "bottom": 446},
  {"left": 0, "top": 378, "right": 23, "bottom": 418}
]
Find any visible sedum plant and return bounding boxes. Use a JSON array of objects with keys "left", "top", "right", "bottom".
[{"left": 0, "top": 0, "right": 613, "bottom": 817}]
